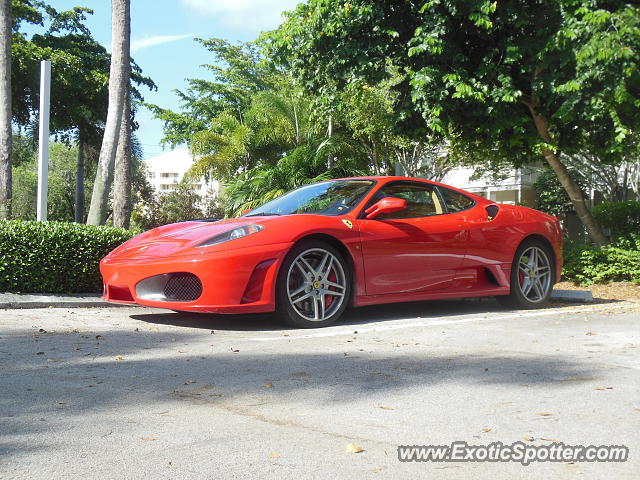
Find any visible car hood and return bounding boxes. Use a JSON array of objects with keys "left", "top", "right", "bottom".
[{"left": 108, "top": 217, "right": 271, "bottom": 260}]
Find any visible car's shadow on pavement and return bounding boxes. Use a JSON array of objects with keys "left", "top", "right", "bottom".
[{"left": 129, "top": 297, "right": 616, "bottom": 332}]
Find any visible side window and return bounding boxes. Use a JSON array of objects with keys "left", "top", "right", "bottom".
[
  {"left": 437, "top": 187, "right": 475, "bottom": 213},
  {"left": 372, "top": 182, "right": 444, "bottom": 219}
]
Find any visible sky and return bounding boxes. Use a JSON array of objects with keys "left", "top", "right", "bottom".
[{"left": 50, "top": 0, "right": 301, "bottom": 159}]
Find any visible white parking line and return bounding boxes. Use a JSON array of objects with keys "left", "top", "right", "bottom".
[{"left": 250, "top": 302, "right": 636, "bottom": 342}]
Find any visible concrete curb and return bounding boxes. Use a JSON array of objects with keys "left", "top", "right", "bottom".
[
  {"left": 551, "top": 289, "right": 594, "bottom": 303},
  {"left": 0, "top": 293, "right": 118, "bottom": 310},
  {"left": 1, "top": 288, "right": 596, "bottom": 309}
]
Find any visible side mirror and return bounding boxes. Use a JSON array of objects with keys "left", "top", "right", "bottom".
[
  {"left": 241, "top": 208, "right": 252, "bottom": 216},
  {"left": 365, "top": 197, "right": 407, "bottom": 219}
]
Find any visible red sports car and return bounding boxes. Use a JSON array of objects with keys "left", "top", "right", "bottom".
[{"left": 101, "top": 176, "right": 562, "bottom": 328}]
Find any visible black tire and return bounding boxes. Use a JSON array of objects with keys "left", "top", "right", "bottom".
[
  {"left": 276, "top": 240, "right": 351, "bottom": 328},
  {"left": 496, "top": 238, "right": 555, "bottom": 309}
]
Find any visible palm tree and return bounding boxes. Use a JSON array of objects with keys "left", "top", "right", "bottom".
[
  {"left": 113, "top": 92, "right": 132, "bottom": 228},
  {"left": 86, "top": 0, "right": 130, "bottom": 225},
  {"left": 0, "top": 0, "right": 11, "bottom": 219}
]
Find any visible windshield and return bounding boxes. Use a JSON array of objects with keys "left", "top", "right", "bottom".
[{"left": 245, "top": 180, "right": 374, "bottom": 217}]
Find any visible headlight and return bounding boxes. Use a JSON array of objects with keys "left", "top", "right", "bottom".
[{"left": 197, "top": 224, "right": 264, "bottom": 247}]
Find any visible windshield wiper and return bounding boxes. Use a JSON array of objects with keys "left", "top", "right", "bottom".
[{"left": 245, "top": 212, "right": 283, "bottom": 217}]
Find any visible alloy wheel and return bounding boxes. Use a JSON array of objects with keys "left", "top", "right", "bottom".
[
  {"left": 517, "top": 246, "right": 552, "bottom": 303},
  {"left": 286, "top": 248, "right": 347, "bottom": 321}
]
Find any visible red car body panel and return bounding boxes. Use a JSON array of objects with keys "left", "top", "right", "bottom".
[{"left": 100, "top": 176, "right": 563, "bottom": 313}]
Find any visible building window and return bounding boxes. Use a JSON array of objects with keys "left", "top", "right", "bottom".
[
  {"left": 160, "top": 184, "right": 174, "bottom": 191},
  {"left": 160, "top": 172, "right": 179, "bottom": 178}
]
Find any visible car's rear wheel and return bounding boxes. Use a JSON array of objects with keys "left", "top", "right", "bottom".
[
  {"left": 497, "top": 239, "right": 554, "bottom": 309},
  {"left": 276, "top": 241, "right": 351, "bottom": 328}
]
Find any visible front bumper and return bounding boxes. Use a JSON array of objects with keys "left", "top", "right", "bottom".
[{"left": 100, "top": 242, "right": 292, "bottom": 313}]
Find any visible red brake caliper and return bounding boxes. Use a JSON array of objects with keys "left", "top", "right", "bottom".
[
  {"left": 518, "top": 261, "right": 525, "bottom": 287},
  {"left": 326, "top": 270, "right": 337, "bottom": 308}
]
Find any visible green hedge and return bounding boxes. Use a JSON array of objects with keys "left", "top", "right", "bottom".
[
  {"left": 563, "top": 234, "right": 640, "bottom": 285},
  {"left": 0, "top": 220, "right": 136, "bottom": 293},
  {"left": 592, "top": 201, "right": 640, "bottom": 239}
]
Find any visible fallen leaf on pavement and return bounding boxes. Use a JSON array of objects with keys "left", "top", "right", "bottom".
[
  {"left": 535, "top": 412, "right": 553, "bottom": 416},
  {"left": 141, "top": 437, "right": 156, "bottom": 441},
  {"left": 540, "top": 437, "right": 559, "bottom": 442},
  {"left": 595, "top": 386, "right": 613, "bottom": 390},
  {"left": 263, "top": 383, "right": 273, "bottom": 388},
  {"left": 481, "top": 427, "right": 491, "bottom": 433},
  {"left": 268, "top": 452, "right": 281, "bottom": 458},
  {"left": 523, "top": 436, "right": 535, "bottom": 442},
  {"left": 115, "top": 355, "right": 123, "bottom": 361},
  {"left": 586, "top": 331, "right": 596, "bottom": 336},
  {"left": 345, "top": 443, "right": 365, "bottom": 453},
  {"left": 36, "top": 352, "right": 44, "bottom": 355},
  {"left": 230, "top": 348, "right": 239, "bottom": 353},
  {"left": 38, "top": 328, "right": 47, "bottom": 333},
  {"left": 372, "top": 467, "right": 382, "bottom": 472},
  {"left": 377, "top": 405, "right": 393, "bottom": 410}
]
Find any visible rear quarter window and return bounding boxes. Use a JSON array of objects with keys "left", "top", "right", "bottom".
[{"left": 437, "top": 187, "right": 475, "bottom": 213}]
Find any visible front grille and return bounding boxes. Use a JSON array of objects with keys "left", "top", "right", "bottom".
[{"left": 163, "top": 273, "right": 203, "bottom": 301}]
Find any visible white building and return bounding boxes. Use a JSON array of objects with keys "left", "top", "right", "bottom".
[
  {"left": 144, "top": 148, "right": 219, "bottom": 200},
  {"left": 441, "top": 166, "right": 541, "bottom": 206}
]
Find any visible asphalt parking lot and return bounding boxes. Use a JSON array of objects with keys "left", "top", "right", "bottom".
[{"left": 1, "top": 299, "right": 639, "bottom": 479}]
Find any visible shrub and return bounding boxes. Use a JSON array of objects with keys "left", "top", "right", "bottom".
[
  {"left": 0, "top": 220, "right": 135, "bottom": 293},
  {"left": 563, "top": 234, "right": 640, "bottom": 285},
  {"left": 591, "top": 201, "right": 640, "bottom": 239}
]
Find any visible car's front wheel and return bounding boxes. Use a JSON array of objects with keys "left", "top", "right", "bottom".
[
  {"left": 276, "top": 240, "right": 351, "bottom": 328},
  {"left": 497, "top": 239, "right": 554, "bottom": 309}
]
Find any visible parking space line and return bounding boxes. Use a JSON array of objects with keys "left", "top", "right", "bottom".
[{"left": 249, "top": 302, "right": 636, "bottom": 342}]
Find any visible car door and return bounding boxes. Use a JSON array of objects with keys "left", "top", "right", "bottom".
[{"left": 356, "top": 181, "right": 468, "bottom": 296}]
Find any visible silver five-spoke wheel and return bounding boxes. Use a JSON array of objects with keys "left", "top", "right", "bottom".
[
  {"left": 497, "top": 239, "right": 555, "bottom": 309},
  {"left": 277, "top": 240, "right": 351, "bottom": 328},
  {"left": 286, "top": 248, "right": 347, "bottom": 321},
  {"left": 517, "top": 246, "right": 552, "bottom": 303}
]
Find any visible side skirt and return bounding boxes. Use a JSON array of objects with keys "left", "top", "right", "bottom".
[{"left": 353, "top": 286, "right": 510, "bottom": 308}]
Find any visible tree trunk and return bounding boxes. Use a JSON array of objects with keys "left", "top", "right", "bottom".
[
  {"left": 113, "top": 92, "right": 132, "bottom": 228},
  {"left": 0, "top": 0, "right": 12, "bottom": 219},
  {"left": 86, "top": 0, "right": 130, "bottom": 225},
  {"left": 524, "top": 101, "right": 609, "bottom": 246},
  {"left": 74, "top": 130, "right": 85, "bottom": 223}
]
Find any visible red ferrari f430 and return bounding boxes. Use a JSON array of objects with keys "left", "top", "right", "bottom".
[{"left": 101, "top": 177, "right": 562, "bottom": 327}]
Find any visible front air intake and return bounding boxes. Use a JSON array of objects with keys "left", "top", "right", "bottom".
[
  {"left": 164, "top": 273, "right": 203, "bottom": 301},
  {"left": 136, "top": 272, "right": 203, "bottom": 302}
]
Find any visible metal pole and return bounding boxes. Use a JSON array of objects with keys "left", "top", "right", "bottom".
[{"left": 36, "top": 60, "right": 51, "bottom": 221}]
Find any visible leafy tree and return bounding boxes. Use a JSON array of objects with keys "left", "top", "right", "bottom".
[
  {"left": 13, "top": 142, "right": 93, "bottom": 221},
  {"left": 147, "top": 38, "right": 278, "bottom": 148},
  {"left": 269, "top": 0, "right": 640, "bottom": 245},
  {"left": 9, "top": 1, "right": 154, "bottom": 224},
  {"left": 11, "top": 133, "right": 151, "bottom": 223}
]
